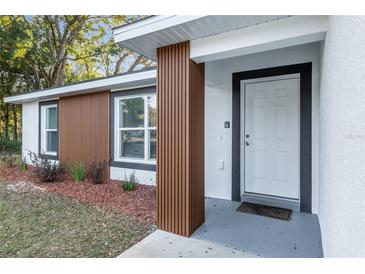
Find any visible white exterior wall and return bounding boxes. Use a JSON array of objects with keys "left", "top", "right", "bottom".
[
  {"left": 22, "top": 101, "right": 39, "bottom": 162},
  {"left": 204, "top": 43, "right": 321, "bottom": 213},
  {"left": 318, "top": 16, "right": 365, "bottom": 257},
  {"left": 110, "top": 166, "right": 156, "bottom": 186}
]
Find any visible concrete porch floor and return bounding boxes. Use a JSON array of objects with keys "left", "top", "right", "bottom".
[{"left": 192, "top": 197, "right": 323, "bottom": 258}]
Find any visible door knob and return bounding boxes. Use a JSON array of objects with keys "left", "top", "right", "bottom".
[
  {"left": 245, "top": 142, "right": 250, "bottom": 146},
  {"left": 246, "top": 134, "right": 250, "bottom": 138}
]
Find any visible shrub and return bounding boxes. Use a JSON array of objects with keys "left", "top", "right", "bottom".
[
  {"left": 28, "top": 151, "right": 64, "bottom": 183},
  {"left": 87, "top": 160, "right": 109, "bottom": 184},
  {"left": 69, "top": 162, "right": 85, "bottom": 182},
  {"left": 17, "top": 157, "right": 28, "bottom": 170},
  {"left": 0, "top": 136, "right": 21, "bottom": 154},
  {"left": 0, "top": 154, "right": 19, "bottom": 168},
  {"left": 121, "top": 171, "right": 138, "bottom": 191}
]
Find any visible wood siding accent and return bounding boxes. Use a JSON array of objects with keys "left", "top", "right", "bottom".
[
  {"left": 189, "top": 58, "right": 205, "bottom": 232},
  {"left": 157, "top": 41, "right": 205, "bottom": 236},
  {"left": 59, "top": 91, "right": 110, "bottom": 178}
]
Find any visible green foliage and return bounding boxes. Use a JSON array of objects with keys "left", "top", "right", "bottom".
[
  {"left": 0, "top": 153, "right": 19, "bottom": 168},
  {"left": 69, "top": 162, "right": 85, "bottom": 182},
  {"left": 121, "top": 171, "right": 138, "bottom": 191},
  {"left": 0, "top": 136, "right": 21, "bottom": 154},
  {"left": 17, "top": 157, "right": 27, "bottom": 170},
  {"left": 28, "top": 151, "right": 63, "bottom": 183}
]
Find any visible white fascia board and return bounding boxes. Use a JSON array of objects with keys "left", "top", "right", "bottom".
[
  {"left": 114, "top": 15, "right": 207, "bottom": 43},
  {"left": 4, "top": 69, "right": 156, "bottom": 104},
  {"left": 190, "top": 16, "right": 328, "bottom": 63}
]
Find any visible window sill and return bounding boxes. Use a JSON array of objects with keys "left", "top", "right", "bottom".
[
  {"left": 39, "top": 153, "right": 59, "bottom": 161},
  {"left": 110, "top": 160, "right": 156, "bottom": 171}
]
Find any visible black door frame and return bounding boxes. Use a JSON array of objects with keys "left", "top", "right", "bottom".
[{"left": 232, "top": 62, "right": 312, "bottom": 213}]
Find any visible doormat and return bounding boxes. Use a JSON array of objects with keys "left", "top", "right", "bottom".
[{"left": 237, "top": 202, "right": 292, "bottom": 221}]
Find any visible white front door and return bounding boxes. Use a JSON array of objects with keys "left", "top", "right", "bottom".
[{"left": 242, "top": 74, "right": 300, "bottom": 200}]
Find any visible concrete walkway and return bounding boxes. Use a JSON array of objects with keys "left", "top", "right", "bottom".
[{"left": 118, "top": 230, "right": 258, "bottom": 258}]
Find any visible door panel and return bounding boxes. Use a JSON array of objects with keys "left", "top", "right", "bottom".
[{"left": 244, "top": 77, "right": 299, "bottom": 200}]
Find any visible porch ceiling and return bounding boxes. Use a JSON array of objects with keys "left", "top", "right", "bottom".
[{"left": 114, "top": 15, "right": 290, "bottom": 61}]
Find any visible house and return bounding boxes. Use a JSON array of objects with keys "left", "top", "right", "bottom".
[{"left": 5, "top": 15, "right": 365, "bottom": 257}]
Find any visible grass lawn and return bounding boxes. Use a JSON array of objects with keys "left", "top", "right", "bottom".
[{"left": 0, "top": 180, "right": 154, "bottom": 258}]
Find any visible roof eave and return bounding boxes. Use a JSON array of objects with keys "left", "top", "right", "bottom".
[
  {"left": 113, "top": 15, "right": 206, "bottom": 43},
  {"left": 4, "top": 69, "right": 157, "bottom": 104}
]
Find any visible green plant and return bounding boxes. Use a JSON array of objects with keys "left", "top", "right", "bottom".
[
  {"left": 121, "top": 171, "right": 138, "bottom": 191},
  {"left": 87, "top": 160, "right": 109, "bottom": 184},
  {"left": 69, "top": 162, "right": 86, "bottom": 182},
  {"left": 0, "top": 136, "right": 21, "bottom": 154},
  {"left": 17, "top": 157, "right": 28, "bottom": 170},
  {"left": 28, "top": 151, "right": 64, "bottom": 183},
  {"left": 0, "top": 153, "right": 19, "bottom": 168}
]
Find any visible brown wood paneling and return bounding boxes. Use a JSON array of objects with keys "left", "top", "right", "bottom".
[
  {"left": 189, "top": 59, "right": 205, "bottom": 233},
  {"left": 157, "top": 41, "right": 205, "bottom": 236},
  {"left": 59, "top": 91, "right": 109, "bottom": 178}
]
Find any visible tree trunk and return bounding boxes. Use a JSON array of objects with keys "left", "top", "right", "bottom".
[
  {"left": 4, "top": 105, "right": 9, "bottom": 140},
  {"left": 113, "top": 52, "right": 129, "bottom": 75},
  {"left": 58, "top": 55, "right": 67, "bottom": 85},
  {"left": 32, "top": 66, "right": 41, "bottom": 89},
  {"left": 128, "top": 55, "right": 143, "bottom": 72},
  {"left": 12, "top": 104, "right": 18, "bottom": 141}
]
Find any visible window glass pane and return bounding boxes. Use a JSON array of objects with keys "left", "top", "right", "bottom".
[
  {"left": 46, "top": 107, "right": 57, "bottom": 129},
  {"left": 149, "top": 129, "right": 156, "bottom": 160},
  {"left": 148, "top": 95, "right": 157, "bottom": 127},
  {"left": 119, "top": 98, "right": 144, "bottom": 128},
  {"left": 120, "top": 130, "right": 144, "bottom": 158},
  {"left": 46, "top": 131, "right": 57, "bottom": 152}
]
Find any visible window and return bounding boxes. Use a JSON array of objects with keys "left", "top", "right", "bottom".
[
  {"left": 115, "top": 94, "right": 156, "bottom": 163},
  {"left": 40, "top": 104, "right": 58, "bottom": 156}
]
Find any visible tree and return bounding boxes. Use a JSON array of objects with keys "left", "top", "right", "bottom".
[{"left": 0, "top": 15, "right": 155, "bottom": 147}]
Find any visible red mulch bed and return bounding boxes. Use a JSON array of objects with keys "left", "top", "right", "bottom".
[
  {"left": 0, "top": 166, "right": 34, "bottom": 182},
  {"left": 0, "top": 166, "right": 156, "bottom": 224}
]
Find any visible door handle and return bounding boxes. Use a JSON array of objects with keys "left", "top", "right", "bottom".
[{"left": 245, "top": 142, "right": 250, "bottom": 146}]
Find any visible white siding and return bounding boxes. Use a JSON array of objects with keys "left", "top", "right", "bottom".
[
  {"left": 319, "top": 16, "right": 365, "bottom": 257},
  {"left": 110, "top": 166, "right": 156, "bottom": 186},
  {"left": 204, "top": 43, "right": 321, "bottom": 213},
  {"left": 22, "top": 101, "right": 39, "bottom": 162}
]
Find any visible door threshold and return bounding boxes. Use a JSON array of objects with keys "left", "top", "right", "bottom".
[{"left": 241, "top": 193, "right": 300, "bottom": 212}]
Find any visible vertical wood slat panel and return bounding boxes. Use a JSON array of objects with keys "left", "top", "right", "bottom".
[
  {"left": 168, "top": 45, "right": 173, "bottom": 233},
  {"left": 189, "top": 60, "right": 205, "bottom": 232},
  {"left": 184, "top": 42, "right": 190, "bottom": 235},
  {"left": 157, "top": 41, "right": 205, "bottom": 236},
  {"left": 59, "top": 91, "right": 109, "bottom": 178}
]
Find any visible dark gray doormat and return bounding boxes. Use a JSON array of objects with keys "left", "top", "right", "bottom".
[{"left": 237, "top": 202, "right": 292, "bottom": 221}]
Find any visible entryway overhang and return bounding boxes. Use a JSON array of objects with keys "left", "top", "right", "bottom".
[
  {"left": 190, "top": 16, "right": 328, "bottom": 63},
  {"left": 113, "top": 15, "right": 291, "bottom": 61},
  {"left": 114, "top": 16, "right": 327, "bottom": 65}
]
